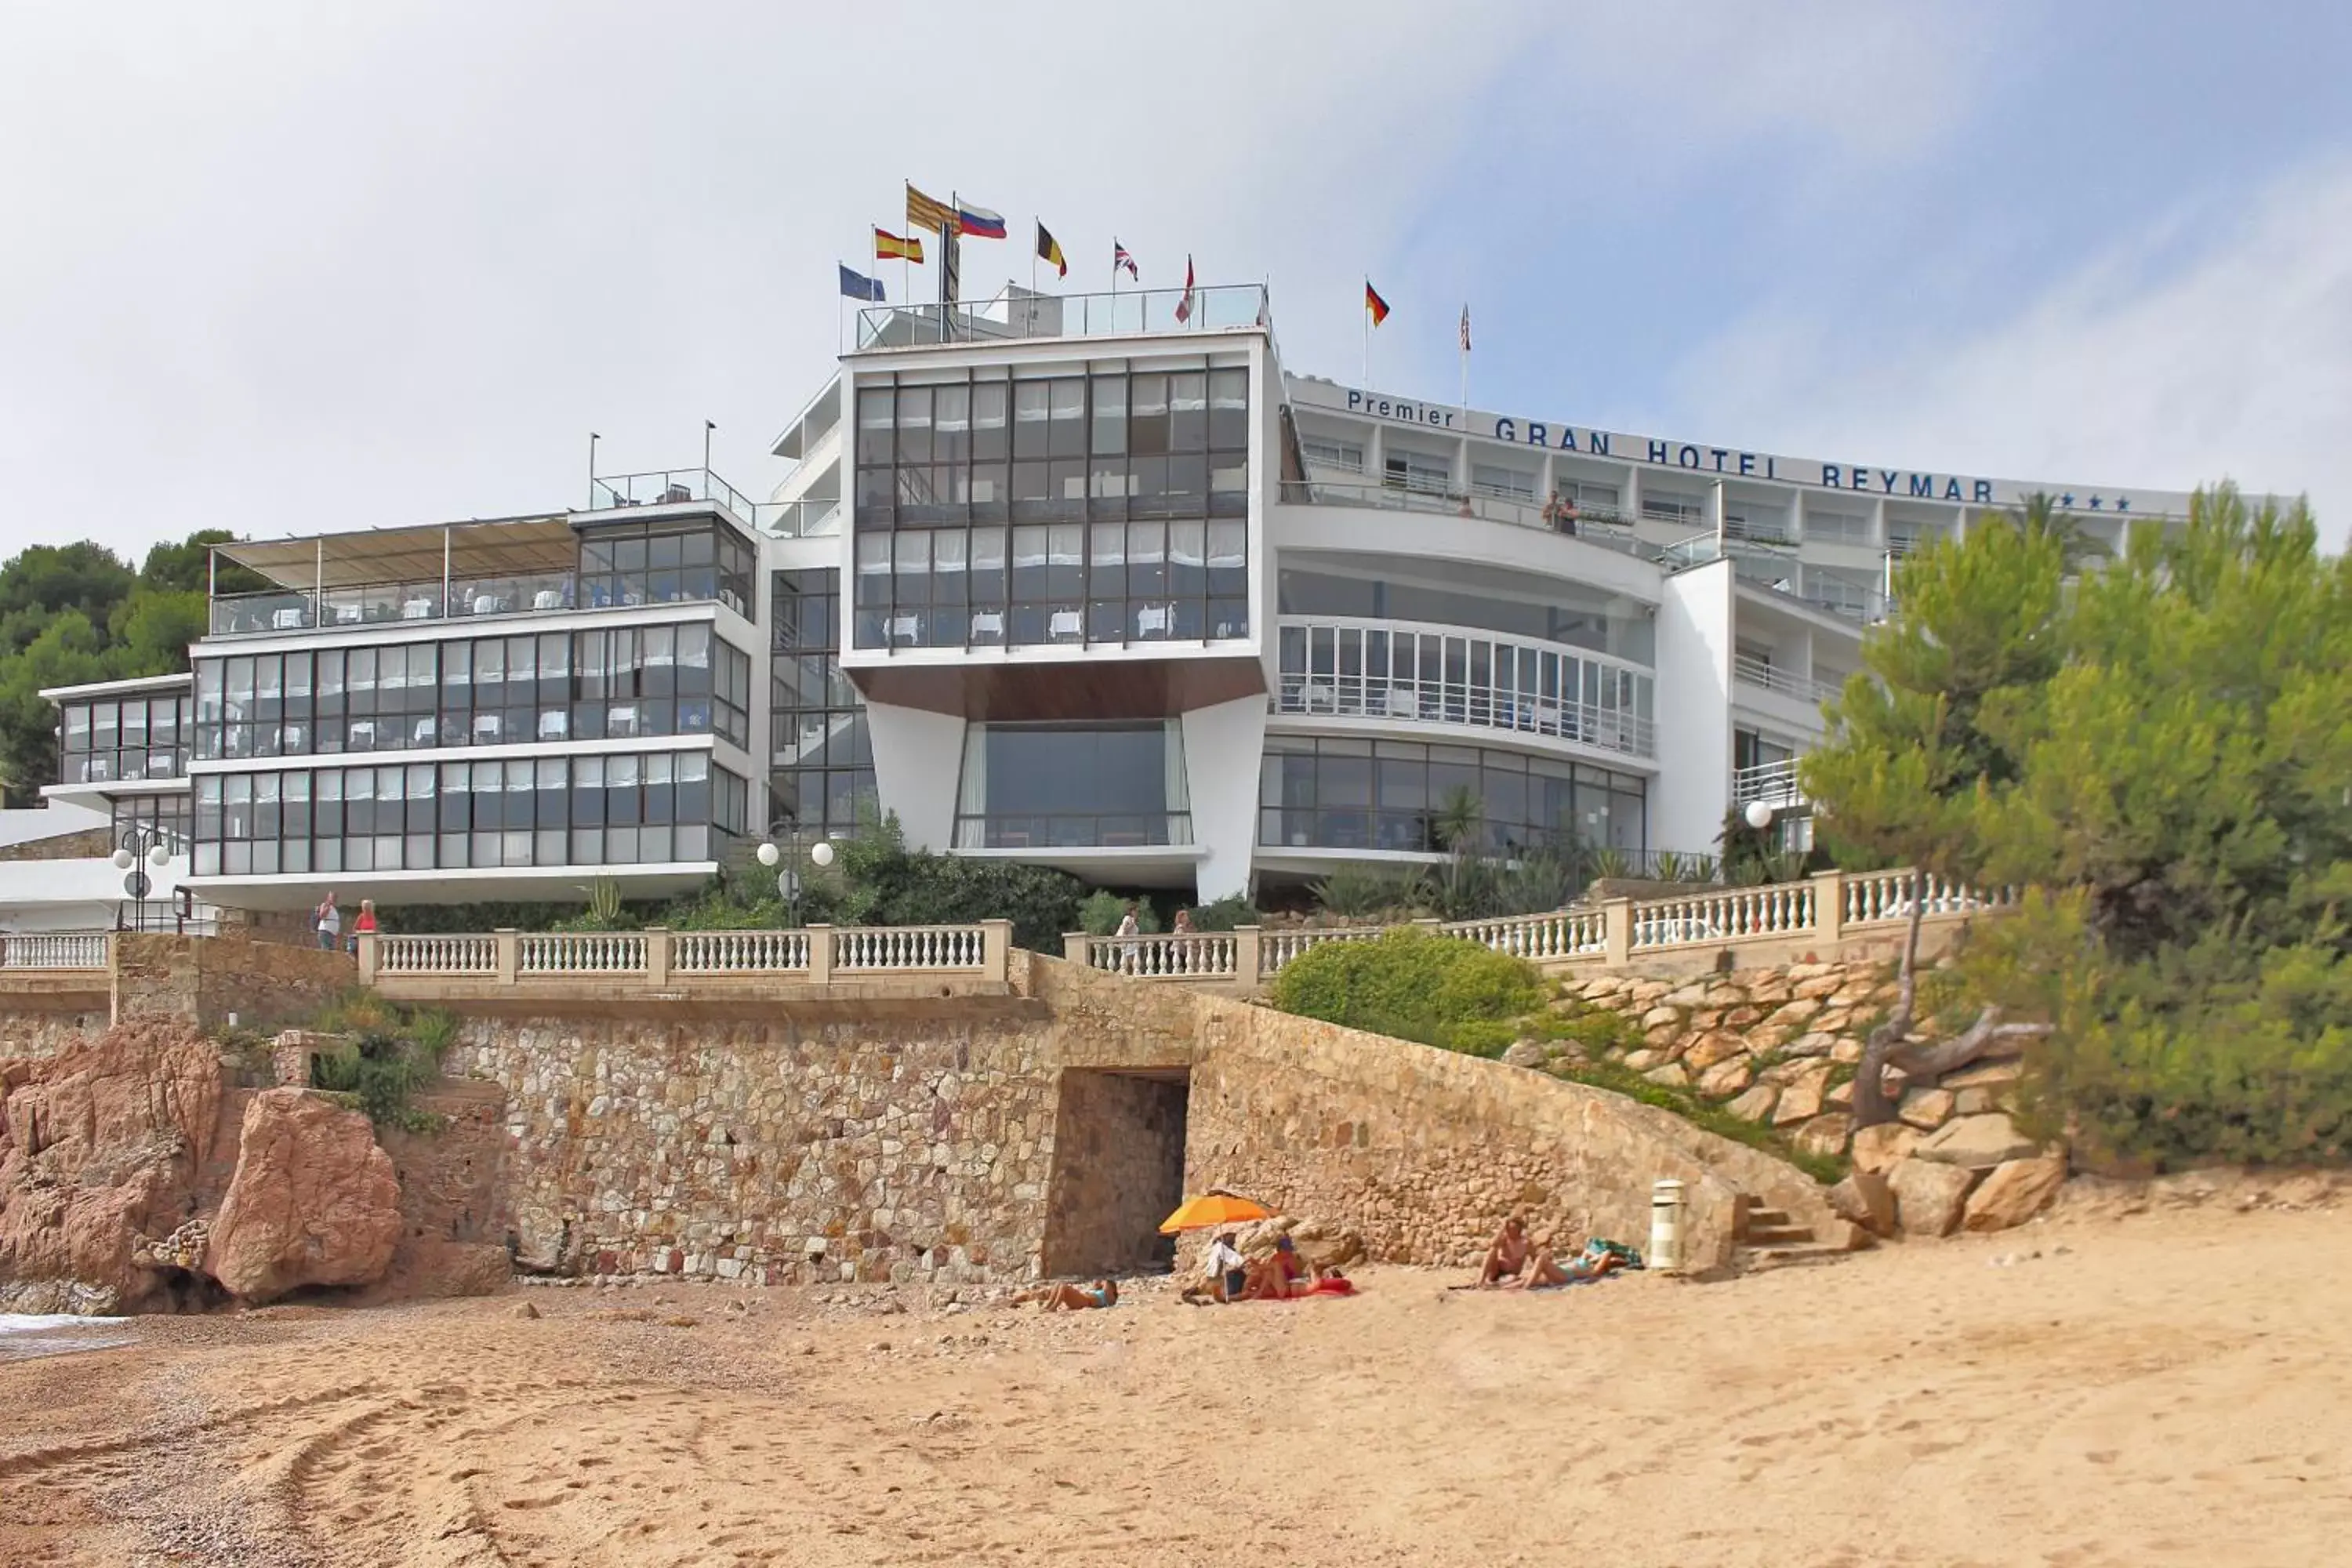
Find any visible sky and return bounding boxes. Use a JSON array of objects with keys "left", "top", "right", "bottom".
[{"left": 2, "top": 0, "right": 2347, "bottom": 562}]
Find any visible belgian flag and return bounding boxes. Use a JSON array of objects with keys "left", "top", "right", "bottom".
[{"left": 1036, "top": 222, "right": 1067, "bottom": 278}]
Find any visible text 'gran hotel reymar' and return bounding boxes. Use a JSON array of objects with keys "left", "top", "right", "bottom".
[{"left": 37, "top": 279, "right": 2198, "bottom": 924}]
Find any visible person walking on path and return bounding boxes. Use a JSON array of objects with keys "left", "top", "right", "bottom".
[{"left": 314, "top": 892, "right": 342, "bottom": 951}]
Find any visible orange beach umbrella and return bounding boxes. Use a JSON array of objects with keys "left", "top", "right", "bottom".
[{"left": 1160, "top": 1192, "right": 1273, "bottom": 1234}]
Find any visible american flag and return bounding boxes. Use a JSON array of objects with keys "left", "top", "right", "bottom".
[{"left": 1113, "top": 240, "right": 1139, "bottom": 281}]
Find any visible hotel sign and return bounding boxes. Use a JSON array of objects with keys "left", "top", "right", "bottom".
[{"left": 1338, "top": 387, "right": 2159, "bottom": 513}]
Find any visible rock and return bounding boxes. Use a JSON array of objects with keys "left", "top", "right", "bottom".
[
  {"left": 1795, "top": 1113, "right": 1853, "bottom": 1157},
  {"left": 1831, "top": 1037, "right": 1865, "bottom": 1064},
  {"left": 1849, "top": 1121, "right": 1919, "bottom": 1175},
  {"left": 1962, "top": 1157, "right": 2069, "bottom": 1232},
  {"left": 1725, "top": 1084, "right": 1779, "bottom": 1122},
  {"left": 1813, "top": 1009, "right": 1853, "bottom": 1036},
  {"left": 1722, "top": 1006, "right": 1762, "bottom": 1028},
  {"left": 208, "top": 1088, "right": 401, "bottom": 1305},
  {"left": 1773, "top": 1065, "right": 1832, "bottom": 1126},
  {"left": 1639, "top": 1006, "right": 1683, "bottom": 1031},
  {"left": 1784, "top": 1032, "right": 1838, "bottom": 1058},
  {"left": 1642, "top": 1062, "right": 1690, "bottom": 1088},
  {"left": 0, "top": 1019, "right": 228, "bottom": 1316},
  {"left": 1501, "top": 1040, "right": 1548, "bottom": 1069},
  {"left": 1645, "top": 1025, "right": 1684, "bottom": 1053},
  {"left": 1621, "top": 1049, "right": 1661, "bottom": 1073},
  {"left": 1915, "top": 1113, "right": 2040, "bottom": 1171},
  {"left": 1766, "top": 998, "right": 1823, "bottom": 1028},
  {"left": 1697, "top": 1057, "right": 1754, "bottom": 1098},
  {"left": 1682, "top": 1032, "right": 1746, "bottom": 1072},
  {"left": 512, "top": 1300, "right": 541, "bottom": 1319},
  {"left": 1897, "top": 1088, "right": 1956, "bottom": 1131},
  {"left": 1829, "top": 1171, "right": 1897, "bottom": 1237},
  {"left": 1941, "top": 1059, "right": 2025, "bottom": 1090},
  {"left": 1954, "top": 1087, "right": 1997, "bottom": 1116},
  {"left": 1887, "top": 1159, "right": 1979, "bottom": 1238},
  {"left": 1824, "top": 1077, "right": 1853, "bottom": 1108},
  {"left": 1793, "top": 973, "right": 1845, "bottom": 1000}
]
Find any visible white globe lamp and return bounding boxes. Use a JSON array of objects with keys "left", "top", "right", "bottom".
[
  {"left": 147, "top": 840, "right": 172, "bottom": 867},
  {"left": 755, "top": 840, "right": 781, "bottom": 868},
  {"left": 1744, "top": 800, "right": 1775, "bottom": 831},
  {"left": 111, "top": 847, "right": 134, "bottom": 870},
  {"left": 809, "top": 840, "right": 835, "bottom": 869}
]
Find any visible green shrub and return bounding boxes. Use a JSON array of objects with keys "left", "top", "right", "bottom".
[
  {"left": 1187, "top": 895, "right": 1261, "bottom": 931},
  {"left": 1270, "top": 929, "right": 1544, "bottom": 1055},
  {"left": 1310, "top": 862, "right": 1428, "bottom": 920},
  {"left": 304, "top": 993, "right": 456, "bottom": 1133},
  {"left": 1077, "top": 890, "right": 1159, "bottom": 937}
]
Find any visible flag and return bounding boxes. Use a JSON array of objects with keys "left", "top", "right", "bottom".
[
  {"left": 1113, "top": 240, "right": 1138, "bottom": 280},
  {"left": 837, "top": 263, "right": 885, "bottom": 303},
  {"left": 906, "top": 183, "right": 954, "bottom": 236},
  {"left": 1365, "top": 280, "right": 1391, "bottom": 327},
  {"left": 956, "top": 201, "right": 1007, "bottom": 240},
  {"left": 874, "top": 227, "right": 925, "bottom": 263},
  {"left": 1036, "top": 222, "right": 1067, "bottom": 278},
  {"left": 1460, "top": 304, "right": 1472, "bottom": 352},
  {"left": 1174, "top": 254, "right": 1196, "bottom": 324}
]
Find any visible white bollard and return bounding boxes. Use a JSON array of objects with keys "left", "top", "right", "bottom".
[{"left": 1650, "top": 1178, "right": 1686, "bottom": 1275}]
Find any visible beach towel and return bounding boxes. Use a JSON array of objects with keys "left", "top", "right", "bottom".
[{"left": 1272, "top": 1277, "right": 1358, "bottom": 1300}]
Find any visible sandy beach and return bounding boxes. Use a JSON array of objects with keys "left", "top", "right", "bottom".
[{"left": 4, "top": 1201, "right": 2349, "bottom": 1568}]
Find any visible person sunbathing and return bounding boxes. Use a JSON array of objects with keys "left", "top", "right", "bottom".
[
  {"left": 1010, "top": 1279, "right": 1118, "bottom": 1311},
  {"left": 1242, "top": 1234, "right": 1315, "bottom": 1301},
  {"left": 1479, "top": 1214, "right": 1534, "bottom": 1287},
  {"left": 1512, "top": 1238, "right": 1625, "bottom": 1289}
]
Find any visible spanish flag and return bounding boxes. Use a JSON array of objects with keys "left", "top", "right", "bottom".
[
  {"left": 906, "top": 183, "right": 954, "bottom": 236},
  {"left": 1036, "top": 222, "right": 1067, "bottom": 278},
  {"left": 874, "top": 227, "right": 925, "bottom": 264},
  {"left": 1365, "top": 280, "right": 1391, "bottom": 327}
]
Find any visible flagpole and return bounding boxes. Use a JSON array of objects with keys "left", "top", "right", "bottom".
[{"left": 1361, "top": 276, "right": 1370, "bottom": 389}]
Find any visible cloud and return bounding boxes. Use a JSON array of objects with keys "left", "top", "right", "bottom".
[{"left": 1682, "top": 155, "right": 2352, "bottom": 546}]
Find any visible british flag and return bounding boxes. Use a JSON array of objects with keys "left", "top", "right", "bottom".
[{"left": 1113, "top": 240, "right": 1139, "bottom": 281}]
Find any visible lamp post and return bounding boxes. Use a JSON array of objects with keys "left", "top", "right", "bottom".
[
  {"left": 755, "top": 824, "right": 835, "bottom": 926},
  {"left": 111, "top": 825, "right": 176, "bottom": 933}
]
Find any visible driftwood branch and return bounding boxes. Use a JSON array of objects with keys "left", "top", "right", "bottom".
[
  {"left": 1850, "top": 874, "right": 1926, "bottom": 1129},
  {"left": 1888, "top": 1006, "right": 2053, "bottom": 1078}
]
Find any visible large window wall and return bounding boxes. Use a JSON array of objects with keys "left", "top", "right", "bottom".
[
  {"left": 575, "top": 516, "right": 757, "bottom": 619},
  {"left": 851, "top": 365, "right": 1251, "bottom": 649},
  {"left": 192, "top": 752, "right": 747, "bottom": 875},
  {"left": 59, "top": 689, "right": 192, "bottom": 785},
  {"left": 1276, "top": 563, "right": 1653, "bottom": 664},
  {"left": 193, "top": 626, "right": 750, "bottom": 760},
  {"left": 1259, "top": 736, "right": 1646, "bottom": 857},
  {"left": 953, "top": 722, "right": 1190, "bottom": 848},
  {"left": 769, "top": 570, "right": 875, "bottom": 839},
  {"left": 1275, "top": 621, "right": 1656, "bottom": 758}
]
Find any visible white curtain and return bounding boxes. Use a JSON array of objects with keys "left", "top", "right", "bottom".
[
  {"left": 1163, "top": 719, "right": 1192, "bottom": 844},
  {"left": 955, "top": 725, "right": 989, "bottom": 848}
]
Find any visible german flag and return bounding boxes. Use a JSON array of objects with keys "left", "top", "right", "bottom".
[
  {"left": 906, "top": 183, "right": 954, "bottom": 237},
  {"left": 1365, "top": 280, "right": 1391, "bottom": 327},
  {"left": 874, "top": 227, "right": 925, "bottom": 263},
  {"left": 1036, "top": 222, "right": 1067, "bottom": 278}
]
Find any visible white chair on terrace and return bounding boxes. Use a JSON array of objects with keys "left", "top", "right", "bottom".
[
  {"left": 1047, "top": 609, "right": 1083, "bottom": 641},
  {"left": 1386, "top": 688, "right": 1417, "bottom": 720},
  {"left": 538, "top": 710, "right": 568, "bottom": 740},
  {"left": 970, "top": 610, "right": 1005, "bottom": 641},
  {"left": 607, "top": 704, "right": 639, "bottom": 737},
  {"left": 271, "top": 607, "right": 306, "bottom": 630},
  {"left": 1134, "top": 604, "right": 1171, "bottom": 637},
  {"left": 473, "top": 714, "right": 502, "bottom": 743},
  {"left": 532, "top": 589, "right": 565, "bottom": 611},
  {"left": 401, "top": 598, "right": 434, "bottom": 619}
]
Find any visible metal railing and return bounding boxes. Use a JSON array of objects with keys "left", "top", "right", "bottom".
[
  {"left": 1278, "top": 479, "right": 1642, "bottom": 555},
  {"left": 1060, "top": 866, "right": 2013, "bottom": 988},
  {"left": 1731, "top": 758, "right": 1807, "bottom": 808},
  {"left": 953, "top": 813, "right": 1196, "bottom": 850},
  {"left": 1733, "top": 655, "right": 1840, "bottom": 707},
  {"left": 0, "top": 931, "right": 111, "bottom": 970},
  {"left": 590, "top": 468, "right": 758, "bottom": 523},
  {"left": 1655, "top": 535, "right": 1894, "bottom": 624},
  {"left": 755, "top": 498, "right": 844, "bottom": 538},
  {"left": 857, "top": 284, "right": 1270, "bottom": 350}
]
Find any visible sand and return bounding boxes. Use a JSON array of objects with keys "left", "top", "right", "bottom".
[{"left": 3, "top": 1203, "right": 2350, "bottom": 1567}]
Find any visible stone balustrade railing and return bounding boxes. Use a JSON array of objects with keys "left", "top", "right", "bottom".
[
  {"left": 360, "top": 920, "right": 1014, "bottom": 993},
  {"left": 0, "top": 931, "right": 111, "bottom": 971},
  {"left": 1062, "top": 867, "right": 2011, "bottom": 989}
]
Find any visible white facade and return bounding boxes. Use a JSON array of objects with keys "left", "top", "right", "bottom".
[{"left": 16, "top": 278, "right": 2202, "bottom": 921}]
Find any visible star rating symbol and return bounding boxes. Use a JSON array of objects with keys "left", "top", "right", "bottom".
[
  {"left": 2115, "top": 497, "right": 2130, "bottom": 512},
  {"left": 2060, "top": 492, "right": 2076, "bottom": 508},
  {"left": 2089, "top": 495, "right": 2103, "bottom": 510}
]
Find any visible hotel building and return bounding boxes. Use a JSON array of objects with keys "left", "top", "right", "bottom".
[{"left": 21, "top": 280, "right": 2195, "bottom": 927}]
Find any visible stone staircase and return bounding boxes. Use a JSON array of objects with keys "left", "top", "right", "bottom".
[{"left": 1732, "top": 1194, "right": 1858, "bottom": 1273}]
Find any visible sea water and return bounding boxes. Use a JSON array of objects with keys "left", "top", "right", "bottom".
[{"left": 0, "top": 1312, "right": 134, "bottom": 1363}]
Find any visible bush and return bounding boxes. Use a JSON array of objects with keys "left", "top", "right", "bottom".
[
  {"left": 1077, "top": 889, "right": 1160, "bottom": 937},
  {"left": 798, "top": 811, "right": 1085, "bottom": 954},
  {"left": 1310, "top": 862, "right": 1428, "bottom": 920},
  {"left": 305, "top": 992, "right": 456, "bottom": 1132},
  {"left": 1269, "top": 929, "right": 1545, "bottom": 1055},
  {"left": 1187, "top": 895, "right": 1261, "bottom": 932}
]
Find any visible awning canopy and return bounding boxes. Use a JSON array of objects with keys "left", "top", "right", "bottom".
[{"left": 216, "top": 514, "right": 579, "bottom": 591}]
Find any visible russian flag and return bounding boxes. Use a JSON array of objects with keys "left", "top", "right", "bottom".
[{"left": 956, "top": 201, "right": 1007, "bottom": 240}]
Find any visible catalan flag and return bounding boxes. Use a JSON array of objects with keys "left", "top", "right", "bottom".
[
  {"left": 1036, "top": 222, "right": 1067, "bottom": 278},
  {"left": 874, "top": 227, "right": 925, "bottom": 264},
  {"left": 906, "top": 183, "right": 954, "bottom": 236},
  {"left": 1365, "top": 280, "right": 1391, "bottom": 327}
]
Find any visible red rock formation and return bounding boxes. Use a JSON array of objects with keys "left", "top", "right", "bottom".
[{"left": 207, "top": 1088, "right": 401, "bottom": 1304}]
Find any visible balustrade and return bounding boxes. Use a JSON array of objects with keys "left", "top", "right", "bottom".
[{"left": 0, "top": 931, "right": 109, "bottom": 970}]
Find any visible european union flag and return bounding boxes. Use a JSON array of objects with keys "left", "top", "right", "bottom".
[{"left": 838, "top": 263, "right": 885, "bottom": 303}]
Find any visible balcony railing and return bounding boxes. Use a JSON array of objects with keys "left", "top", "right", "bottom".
[
  {"left": 1732, "top": 758, "right": 1807, "bottom": 809},
  {"left": 857, "top": 285, "right": 1270, "bottom": 350},
  {"left": 1060, "top": 866, "right": 2012, "bottom": 987},
  {"left": 1733, "top": 655, "right": 1840, "bottom": 707},
  {"left": 361, "top": 921, "right": 1011, "bottom": 992},
  {"left": 590, "top": 467, "right": 757, "bottom": 524},
  {"left": 1656, "top": 534, "right": 1893, "bottom": 625},
  {"left": 1278, "top": 479, "right": 1642, "bottom": 555},
  {"left": 755, "top": 498, "right": 844, "bottom": 538}
]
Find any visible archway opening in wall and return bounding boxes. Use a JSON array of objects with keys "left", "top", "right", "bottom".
[{"left": 1040, "top": 1068, "right": 1189, "bottom": 1279}]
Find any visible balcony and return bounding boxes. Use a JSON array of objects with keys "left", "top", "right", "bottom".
[
  {"left": 952, "top": 811, "right": 1195, "bottom": 850},
  {"left": 856, "top": 284, "right": 1269, "bottom": 350},
  {"left": 1733, "top": 655, "right": 1840, "bottom": 708},
  {"left": 1278, "top": 478, "right": 1642, "bottom": 556},
  {"left": 588, "top": 467, "right": 757, "bottom": 526},
  {"left": 1274, "top": 618, "right": 1657, "bottom": 760},
  {"left": 757, "top": 498, "right": 843, "bottom": 538},
  {"left": 210, "top": 573, "right": 583, "bottom": 635},
  {"left": 1732, "top": 757, "right": 1807, "bottom": 809},
  {"left": 1657, "top": 534, "right": 1892, "bottom": 624}
]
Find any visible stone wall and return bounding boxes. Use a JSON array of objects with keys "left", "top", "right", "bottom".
[
  {"left": 442, "top": 1005, "right": 1064, "bottom": 1286},
  {"left": 0, "top": 1000, "right": 113, "bottom": 1061},
  {"left": 112, "top": 933, "right": 354, "bottom": 1031},
  {"left": 0, "top": 826, "right": 113, "bottom": 862},
  {"left": 1039, "top": 1069, "right": 1186, "bottom": 1277}
]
